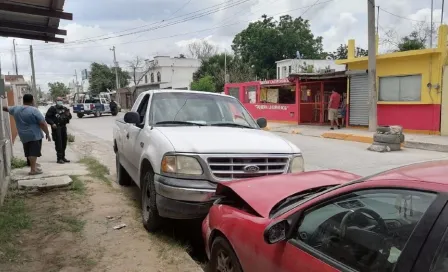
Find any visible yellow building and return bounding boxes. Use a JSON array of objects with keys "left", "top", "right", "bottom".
[{"left": 336, "top": 25, "right": 448, "bottom": 134}]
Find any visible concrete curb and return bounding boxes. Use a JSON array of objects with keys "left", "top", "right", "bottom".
[
  {"left": 404, "top": 141, "right": 448, "bottom": 153},
  {"left": 269, "top": 128, "right": 448, "bottom": 153},
  {"left": 321, "top": 132, "right": 373, "bottom": 144}
]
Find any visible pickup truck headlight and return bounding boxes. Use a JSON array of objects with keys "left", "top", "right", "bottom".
[
  {"left": 161, "top": 155, "right": 203, "bottom": 175},
  {"left": 289, "top": 156, "right": 305, "bottom": 173}
]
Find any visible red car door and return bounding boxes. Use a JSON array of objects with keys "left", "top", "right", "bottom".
[
  {"left": 261, "top": 186, "right": 442, "bottom": 272},
  {"left": 411, "top": 197, "right": 448, "bottom": 272}
]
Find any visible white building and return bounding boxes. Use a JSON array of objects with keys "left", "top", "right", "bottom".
[
  {"left": 134, "top": 56, "right": 201, "bottom": 92},
  {"left": 275, "top": 59, "right": 346, "bottom": 79},
  {"left": 3, "top": 75, "right": 31, "bottom": 106}
]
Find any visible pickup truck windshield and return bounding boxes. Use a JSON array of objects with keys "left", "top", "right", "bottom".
[{"left": 150, "top": 92, "right": 259, "bottom": 128}]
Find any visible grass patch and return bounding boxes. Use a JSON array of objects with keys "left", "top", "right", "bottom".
[
  {"left": 69, "top": 176, "right": 86, "bottom": 195},
  {"left": 11, "top": 157, "right": 27, "bottom": 169},
  {"left": 67, "top": 133, "right": 75, "bottom": 143},
  {"left": 150, "top": 234, "right": 192, "bottom": 264},
  {"left": 0, "top": 196, "right": 31, "bottom": 261},
  {"left": 79, "top": 157, "right": 111, "bottom": 185},
  {"left": 45, "top": 214, "right": 85, "bottom": 234}
]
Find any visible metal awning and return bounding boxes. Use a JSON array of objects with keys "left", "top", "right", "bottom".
[
  {"left": 0, "top": 0, "right": 72, "bottom": 43},
  {"left": 290, "top": 70, "right": 347, "bottom": 80}
]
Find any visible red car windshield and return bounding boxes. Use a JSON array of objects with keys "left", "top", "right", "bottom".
[{"left": 270, "top": 185, "right": 337, "bottom": 218}]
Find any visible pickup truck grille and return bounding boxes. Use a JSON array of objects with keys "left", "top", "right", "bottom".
[{"left": 207, "top": 157, "right": 289, "bottom": 180}]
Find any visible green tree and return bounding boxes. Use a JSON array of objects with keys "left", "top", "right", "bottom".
[
  {"left": 88, "top": 62, "right": 130, "bottom": 95},
  {"left": 47, "top": 82, "right": 70, "bottom": 100},
  {"left": 193, "top": 53, "right": 255, "bottom": 92},
  {"left": 329, "top": 44, "right": 368, "bottom": 59},
  {"left": 232, "top": 14, "right": 324, "bottom": 79},
  {"left": 397, "top": 31, "right": 426, "bottom": 52},
  {"left": 190, "top": 75, "right": 216, "bottom": 92}
]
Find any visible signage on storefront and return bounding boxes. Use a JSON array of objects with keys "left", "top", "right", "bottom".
[
  {"left": 260, "top": 78, "right": 292, "bottom": 85},
  {"left": 255, "top": 104, "right": 289, "bottom": 110}
]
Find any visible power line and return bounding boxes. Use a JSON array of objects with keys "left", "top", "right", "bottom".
[
  {"left": 131, "top": 0, "right": 195, "bottom": 43},
  {"left": 299, "top": 0, "right": 321, "bottom": 17},
  {"left": 379, "top": 7, "right": 439, "bottom": 24},
  {"left": 12, "top": 0, "right": 335, "bottom": 53},
  {"left": 20, "top": 0, "right": 249, "bottom": 49},
  {"left": 169, "top": 0, "right": 194, "bottom": 19}
]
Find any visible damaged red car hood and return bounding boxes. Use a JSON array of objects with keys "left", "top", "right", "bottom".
[{"left": 215, "top": 170, "right": 360, "bottom": 218}]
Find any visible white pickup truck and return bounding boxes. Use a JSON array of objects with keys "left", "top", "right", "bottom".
[{"left": 113, "top": 90, "right": 304, "bottom": 232}]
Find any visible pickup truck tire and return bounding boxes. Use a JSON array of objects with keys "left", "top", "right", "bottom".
[
  {"left": 77, "top": 113, "right": 84, "bottom": 118},
  {"left": 116, "top": 153, "right": 133, "bottom": 186},
  {"left": 94, "top": 111, "right": 101, "bottom": 118},
  {"left": 141, "top": 171, "right": 163, "bottom": 232}
]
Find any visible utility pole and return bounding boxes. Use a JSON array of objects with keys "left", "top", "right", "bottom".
[
  {"left": 224, "top": 51, "right": 228, "bottom": 83},
  {"left": 110, "top": 46, "right": 120, "bottom": 103},
  {"left": 367, "top": 0, "right": 377, "bottom": 131},
  {"left": 376, "top": 6, "right": 380, "bottom": 34},
  {"left": 29, "top": 45, "right": 37, "bottom": 102},
  {"left": 74, "top": 69, "right": 79, "bottom": 94},
  {"left": 430, "top": 0, "right": 434, "bottom": 48},
  {"left": 12, "top": 39, "right": 18, "bottom": 75},
  {"left": 442, "top": 0, "right": 445, "bottom": 25}
]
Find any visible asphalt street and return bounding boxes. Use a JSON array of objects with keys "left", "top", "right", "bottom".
[{"left": 64, "top": 111, "right": 448, "bottom": 177}]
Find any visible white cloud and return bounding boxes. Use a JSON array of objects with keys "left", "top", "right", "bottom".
[{"left": 0, "top": 0, "right": 444, "bottom": 91}]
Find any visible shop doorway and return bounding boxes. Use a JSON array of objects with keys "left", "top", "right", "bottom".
[{"left": 298, "top": 77, "right": 347, "bottom": 124}]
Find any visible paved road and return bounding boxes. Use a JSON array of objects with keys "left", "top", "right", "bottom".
[{"left": 66, "top": 112, "right": 448, "bottom": 177}]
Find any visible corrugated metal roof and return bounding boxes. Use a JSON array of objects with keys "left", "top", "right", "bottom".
[{"left": 0, "top": 0, "right": 72, "bottom": 43}]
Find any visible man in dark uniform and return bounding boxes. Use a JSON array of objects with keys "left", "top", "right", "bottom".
[
  {"left": 110, "top": 99, "right": 118, "bottom": 115},
  {"left": 45, "top": 97, "right": 72, "bottom": 164}
]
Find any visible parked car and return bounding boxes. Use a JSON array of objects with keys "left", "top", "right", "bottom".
[
  {"left": 113, "top": 90, "right": 304, "bottom": 232},
  {"left": 203, "top": 160, "right": 448, "bottom": 272}
]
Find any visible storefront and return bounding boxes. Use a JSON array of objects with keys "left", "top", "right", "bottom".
[
  {"left": 337, "top": 26, "right": 447, "bottom": 134},
  {"left": 224, "top": 72, "right": 347, "bottom": 125}
]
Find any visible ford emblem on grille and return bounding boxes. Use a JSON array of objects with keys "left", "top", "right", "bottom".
[{"left": 243, "top": 165, "right": 260, "bottom": 173}]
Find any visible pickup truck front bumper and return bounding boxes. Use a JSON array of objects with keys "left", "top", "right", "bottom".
[{"left": 153, "top": 174, "right": 217, "bottom": 219}]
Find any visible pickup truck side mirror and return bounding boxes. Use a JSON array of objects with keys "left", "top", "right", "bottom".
[
  {"left": 257, "top": 117, "right": 267, "bottom": 128},
  {"left": 124, "top": 112, "right": 140, "bottom": 124}
]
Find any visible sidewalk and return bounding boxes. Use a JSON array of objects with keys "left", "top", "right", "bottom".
[
  {"left": 266, "top": 122, "right": 448, "bottom": 153},
  {"left": 10, "top": 138, "right": 88, "bottom": 188}
]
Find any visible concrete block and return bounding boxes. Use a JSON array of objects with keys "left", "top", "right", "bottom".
[
  {"left": 11, "top": 162, "right": 88, "bottom": 182},
  {"left": 18, "top": 175, "right": 73, "bottom": 189}
]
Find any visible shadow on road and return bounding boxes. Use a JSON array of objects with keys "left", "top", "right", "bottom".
[{"left": 121, "top": 185, "right": 208, "bottom": 267}]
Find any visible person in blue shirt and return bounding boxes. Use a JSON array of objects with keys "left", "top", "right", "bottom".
[{"left": 2, "top": 94, "right": 51, "bottom": 175}]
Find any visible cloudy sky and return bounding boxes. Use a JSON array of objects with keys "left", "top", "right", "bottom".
[{"left": 0, "top": 0, "right": 444, "bottom": 91}]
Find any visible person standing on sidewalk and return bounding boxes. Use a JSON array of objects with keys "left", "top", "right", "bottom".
[
  {"left": 45, "top": 97, "right": 72, "bottom": 164},
  {"left": 2, "top": 94, "right": 51, "bottom": 175},
  {"left": 328, "top": 89, "right": 341, "bottom": 130}
]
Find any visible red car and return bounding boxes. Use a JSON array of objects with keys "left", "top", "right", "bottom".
[{"left": 203, "top": 161, "right": 448, "bottom": 272}]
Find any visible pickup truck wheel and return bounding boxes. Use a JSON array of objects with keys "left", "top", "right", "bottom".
[
  {"left": 94, "top": 111, "right": 101, "bottom": 118},
  {"left": 77, "top": 113, "right": 84, "bottom": 118},
  {"left": 141, "top": 171, "right": 163, "bottom": 232},
  {"left": 116, "top": 153, "right": 133, "bottom": 186}
]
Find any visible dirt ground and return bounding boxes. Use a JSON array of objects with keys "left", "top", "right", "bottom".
[
  {"left": 0, "top": 173, "right": 202, "bottom": 272},
  {"left": 0, "top": 132, "right": 204, "bottom": 272}
]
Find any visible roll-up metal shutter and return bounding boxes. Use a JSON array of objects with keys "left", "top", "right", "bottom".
[{"left": 349, "top": 74, "right": 369, "bottom": 126}]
